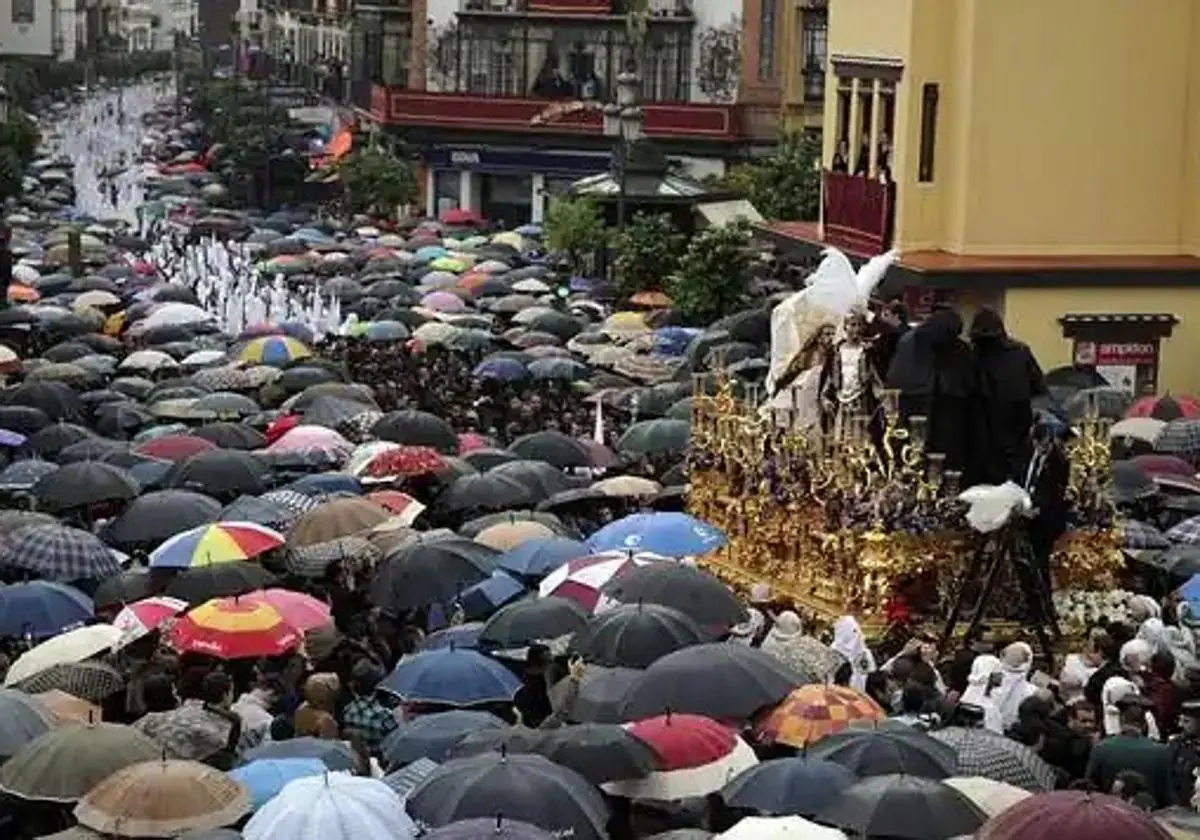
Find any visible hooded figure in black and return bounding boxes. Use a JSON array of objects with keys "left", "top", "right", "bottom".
[
  {"left": 885, "top": 307, "right": 975, "bottom": 472},
  {"left": 968, "top": 309, "right": 1047, "bottom": 485}
]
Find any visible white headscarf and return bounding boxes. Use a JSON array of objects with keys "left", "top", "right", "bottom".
[
  {"left": 1120, "top": 638, "right": 1154, "bottom": 679},
  {"left": 959, "top": 654, "right": 1004, "bottom": 733},
  {"left": 990, "top": 642, "right": 1036, "bottom": 730},
  {"left": 1128, "top": 594, "right": 1162, "bottom": 624},
  {"left": 1138, "top": 618, "right": 1168, "bottom": 653},
  {"left": 1163, "top": 625, "right": 1198, "bottom": 685},
  {"left": 1101, "top": 675, "right": 1160, "bottom": 740},
  {"left": 830, "top": 616, "right": 876, "bottom": 692},
  {"left": 1058, "top": 653, "right": 1096, "bottom": 702}
]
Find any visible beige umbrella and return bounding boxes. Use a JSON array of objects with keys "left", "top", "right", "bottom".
[
  {"left": 0, "top": 723, "right": 160, "bottom": 802},
  {"left": 5, "top": 625, "right": 123, "bottom": 686},
  {"left": 286, "top": 497, "right": 391, "bottom": 548},
  {"left": 593, "top": 476, "right": 663, "bottom": 498},
  {"left": 34, "top": 827, "right": 105, "bottom": 840},
  {"left": 74, "top": 760, "right": 250, "bottom": 838},
  {"left": 34, "top": 690, "right": 102, "bottom": 725},
  {"left": 474, "top": 520, "right": 558, "bottom": 551},
  {"left": 942, "top": 775, "right": 1031, "bottom": 818}
]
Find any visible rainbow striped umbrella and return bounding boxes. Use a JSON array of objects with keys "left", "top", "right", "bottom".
[
  {"left": 238, "top": 335, "right": 312, "bottom": 366},
  {"left": 148, "top": 521, "right": 286, "bottom": 570},
  {"left": 169, "top": 597, "right": 303, "bottom": 659}
]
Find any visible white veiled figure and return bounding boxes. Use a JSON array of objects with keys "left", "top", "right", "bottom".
[{"left": 761, "top": 247, "right": 898, "bottom": 431}]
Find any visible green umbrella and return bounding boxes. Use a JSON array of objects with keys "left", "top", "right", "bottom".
[{"left": 0, "top": 723, "right": 160, "bottom": 802}]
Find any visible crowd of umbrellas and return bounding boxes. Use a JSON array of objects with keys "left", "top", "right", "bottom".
[{"left": 0, "top": 78, "right": 1188, "bottom": 840}]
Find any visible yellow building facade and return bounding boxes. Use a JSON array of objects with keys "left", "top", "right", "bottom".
[{"left": 772, "top": 0, "right": 1200, "bottom": 395}]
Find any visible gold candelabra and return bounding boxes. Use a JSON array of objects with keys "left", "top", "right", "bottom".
[{"left": 687, "top": 372, "right": 1122, "bottom": 636}]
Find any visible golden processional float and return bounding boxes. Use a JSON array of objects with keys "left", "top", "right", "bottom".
[{"left": 686, "top": 372, "right": 1124, "bottom": 650}]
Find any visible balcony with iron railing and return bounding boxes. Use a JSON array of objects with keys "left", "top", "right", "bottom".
[
  {"left": 458, "top": 0, "right": 694, "bottom": 18},
  {"left": 822, "top": 170, "right": 895, "bottom": 254}
]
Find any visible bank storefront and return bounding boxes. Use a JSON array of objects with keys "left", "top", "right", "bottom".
[{"left": 423, "top": 147, "right": 613, "bottom": 225}]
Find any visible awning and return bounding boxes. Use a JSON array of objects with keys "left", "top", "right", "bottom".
[
  {"left": 1058, "top": 313, "right": 1178, "bottom": 340},
  {"left": 696, "top": 199, "right": 763, "bottom": 228}
]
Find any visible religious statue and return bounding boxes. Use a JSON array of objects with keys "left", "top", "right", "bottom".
[
  {"left": 821, "top": 307, "right": 885, "bottom": 440},
  {"left": 763, "top": 248, "right": 899, "bottom": 435}
]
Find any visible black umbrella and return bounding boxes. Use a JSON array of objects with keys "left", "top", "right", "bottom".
[
  {"left": 619, "top": 643, "right": 805, "bottom": 721},
  {"left": 804, "top": 724, "right": 958, "bottom": 778},
  {"left": 369, "top": 535, "right": 495, "bottom": 612},
  {"left": 508, "top": 431, "right": 593, "bottom": 469},
  {"left": 166, "top": 562, "right": 278, "bottom": 604},
  {"left": 103, "top": 490, "right": 221, "bottom": 549},
  {"left": 22, "top": 423, "right": 95, "bottom": 459},
  {"left": 462, "top": 448, "right": 519, "bottom": 472},
  {"left": 816, "top": 774, "right": 987, "bottom": 840},
  {"left": 1043, "top": 365, "right": 1108, "bottom": 390},
  {"left": 711, "top": 308, "right": 770, "bottom": 344},
  {"left": 550, "top": 665, "right": 641, "bottom": 724},
  {"left": 489, "top": 460, "right": 575, "bottom": 498},
  {"left": 437, "top": 473, "right": 539, "bottom": 515},
  {"left": 601, "top": 564, "right": 748, "bottom": 629},
  {"left": 448, "top": 727, "right": 545, "bottom": 760},
  {"left": 221, "top": 495, "right": 296, "bottom": 528},
  {"left": 93, "top": 403, "right": 154, "bottom": 439},
  {"left": 56, "top": 438, "right": 129, "bottom": 464},
  {"left": 479, "top": 597, "right": 589, "bottom": 648},
  {"left": 164, "top": 449, "right": 271, "bottom": 498},
  {"left": 721, "top": 756, "right": 856, "bottom": 817},
  {"left": 573, "top": 603, "right": 709, "bottom": 669},
  {"left": 42, "top": 341, "right": 92, "bottom": 363},
  {"left": 526, "top": 311, "right": 584, "bottom": 341},
  {"left": 534, "top": 724, "right": 657, "bottom": 785},
  {"left": 1, "top": 380, "right": 84, "bottom": 421},
  {"left": 32, "top": 461, "right": 140, "bottom": 512},
  {"left": 93, "top": 568, "right": 154, "bottom": 608},
  {"left": 407, "top": 753, "right": 610, "bottom": 840},
  {"left": 372, "top": 410, "right": 458, "bottom": 454},
  {"left": 190, "top": 422, "right": 268, "bottom": 450},
  {"left": 0, "top": 405, "right": 51, "bottom": 435},
  {"left": 616, "top": 419, "right": 691, "bottom": 457},
  {"left": 240, "top": 737, "right": 359, "bottom": 771}
]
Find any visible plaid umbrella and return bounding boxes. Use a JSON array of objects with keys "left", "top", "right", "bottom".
[
  {"left": 15, "top": 662, "right": 126, "bottom": 703},
  {"left": 286, "top": 535, "right": 382, "bottom": 581},
  {"left": 0, "top": 525, "right": 122, "bottom": 581},
  {"left": 1155, "top": 419, "right": 1200, "bottom": 455},
  {"left": 383, "top": 757, "right": 440, "bottom": 799},
  {"left": 1119, "top": 519, "right": 1170, "bottom": 550},
  {"left": 132, "top": 704, "right": 235, "bottom": 762},
  {"left": 929, "top": 727, "right": 1057, "bottom": 792},
  {"left": 755, "top": 685, "right": 888, "bottom": 749},
  {"left": 261, "top": 489, "right": 325, "bottom": 517},
  {"left": 337, "top": 410, "right": 384, "bottom": 444},
  {"left": 1167, "top": 516, "right": 1200, "bottom": 546}
]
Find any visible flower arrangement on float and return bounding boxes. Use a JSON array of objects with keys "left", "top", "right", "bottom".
[{"left": 1051, "top": 589, "right": 1134, "bottom": 631}]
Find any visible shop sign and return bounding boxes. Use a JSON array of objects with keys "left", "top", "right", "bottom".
[{"left": 1095, "top": 342, "right": 1156, "bottom": 365}]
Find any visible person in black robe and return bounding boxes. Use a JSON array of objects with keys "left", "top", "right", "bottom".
[
  {"left": 1012, "top": 416, "right": 1071, "bottom": 626},
  {"left": 885, "top": 307, "right": 974, "bottom": 473},
  {"left": 968, "top": 308, "right": 1048, "bottom": 485}
]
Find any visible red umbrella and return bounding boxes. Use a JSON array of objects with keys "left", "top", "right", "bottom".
[
  {"left": 366, "top": 490, "right": 426, "bottom": 522},
  {"left": 609, "top": 714, "right": 758, "bottom": 800},
  {"left": 134, "top": 434, "right": 218, "bottom": 463},
  {"left": 1130, "top": 453, "right": 1195, "bottom": 477},
  {"left": 457, "top": 432, "right": 490, "bottom": 454},
  {"left": 976, "top": 790, "right": 1171, "bottom": 840},
  {"left": 169, "top": 596, "right": 302, "bottom": 659},
  {"left": 249, "top": 588, "right": 332, "bottom": 631},
  {"left": 362, "top": 446, "right": 447, "bottom": 480},
  {"left": 265, "top": 414, "right": 300, "bottom": 445},
  {"left": 440, "top": 208, "right": 483, "bottom": 226},
  {"left": 1126, "top": 394, "right": 1200, "bottom": 421}
]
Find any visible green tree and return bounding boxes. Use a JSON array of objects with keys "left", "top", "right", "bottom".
[
  {"left": 724, "top": 130, "right": 821, "bottom": 221},
  {"left": 0, "top": 115, "right": 39, "bottom": 202},
  {"left": 337, "top": 147, "right": 418, "bottom": 217},
  {"left": 668, "top": 219, "right": 754, "bottom": 324},
  {"left": 613, "top": 212, "right": 683, "bottom": 302},
  {"left": 543, "top": 195, "right": 606, "bottom": 275}
]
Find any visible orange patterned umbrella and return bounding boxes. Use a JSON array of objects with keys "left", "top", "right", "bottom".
[{"left": 755, "top": 684, "right": 886, "bottom": 749}]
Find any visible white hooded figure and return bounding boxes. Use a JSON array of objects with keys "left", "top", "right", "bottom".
[
  {"left": 958, "top": 654, "right": 1005, "bottom": 734},
  {"left": 991, "top": 642, "right": 1037, "bottom": 731},
  {"left": 1128, "top": 594, "right": 1162, "bottom": 624},
  {"left": 830, "top": 615, "right": 876, "bottom": 692},
  {"left": 1164, "top": 625, "right": 1199, "bottom": 686},
  {"left": 1101, "top": 676, "right": 1160, "bottom": 740},
  {"left": 1139, "top": 618, "right": 1169, "bottom": 653}
]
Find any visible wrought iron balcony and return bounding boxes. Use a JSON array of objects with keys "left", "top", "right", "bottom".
[
  {"left": 458, "top": 0, "right": 693, "bottom": 18},
  {"left": 822, "top": 170, "right": 894, "bottom": 254}
]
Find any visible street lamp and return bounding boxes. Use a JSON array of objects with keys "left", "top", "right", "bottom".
[{"left": 603, "top": 66, "right": 644, "bottom": 231}]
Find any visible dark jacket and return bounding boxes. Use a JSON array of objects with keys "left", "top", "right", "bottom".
[{"left": 1085, "top": 733, "right": 1172, "bottom": 806}]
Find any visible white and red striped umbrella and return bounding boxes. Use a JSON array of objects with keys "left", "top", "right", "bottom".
[
  {"left": 538, "top": 551, "right": 667, "bottom": 611},
  {"left": 111, "top": 596, "right": 189, "bottom": 649}
]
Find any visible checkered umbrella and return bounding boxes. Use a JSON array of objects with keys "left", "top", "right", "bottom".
[
  {"left": 754, "top": 685, "right": 887, "bottom": 750},
  {"left": 929, "top": 727, "right": 1056, "bottom": 793},
  {"left": 261, "top": 489, "right": 325, "bottom": 517},
  {"left": 1119, "top": 518, "right": 1170, "bottom": 551},
  {"left": 1166, "top": 516, "right": 1200, "bottom": 546},
  {"left": 0, "top": 524, "right": 123, "bottom": 581},
  {"left": 190, "top": 366, "right": 258, "bottom": 391},
  {"left": 286, "top": 535, "right": 382, "bottom": 581},
  {"left": 15, "top": 661, "right": 126, "bottom": 703},
  {"left": 1155, "top": 418, "right": 1200, "bottom": 455}
]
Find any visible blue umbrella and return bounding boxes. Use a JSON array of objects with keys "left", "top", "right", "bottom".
[
  {"left": 364, "top": 320, "right": 410, "bottom": 342},
  {"left": 0, "top": 430, "right": 27, "bottom": 448},
  {"left": 721, "top": 756, "right": 856, "bottom": 817},
  {"left": 1179, "top": 573, "right": 1200, "bottom": 604},
  {"left": 128, "top": 459, "right": 172, "bottom": 490},
  {"left": 380, "top": 710, "right": 507, "bottom": 767},
  {"left": 515, "top": 225, "right": 542, "bottom": 238},
  {"left": 0, "top": 459, "right": 58, "bottom": 490},
  {"left": 229, "top": 757, "right": 327, "bottom": 809},
  {"left": 472, "top": 358, "right": 528, "bottom": 382},
  {"left": 379, "top": 648, "right": 521, "bottom": 706},
  {"left": 587, "top": 512, "right": 728, "bottom": 557},
  {"left": 459, "top": 571, "right": 526, "bottom": 620},
  {"left": 653, "top": 327, "right": 701, "bottom": 357},
  {"left": 288, "top": 472, "right": 363, "bottom": 496},
  {"left": 495, "top": 538, "right": 588, "bottom": 580},
  {"left": 423, "top": 622, "right": 484, "bottom": 651},
  {"left": 415, "top": 246, "right": 449, "bottom": 263},
  {"left": 240, "top": 737, "right": 359, "bottom": 771},
  {"left": 0, "top": 581, "right": 93, "bottom": 639}
]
